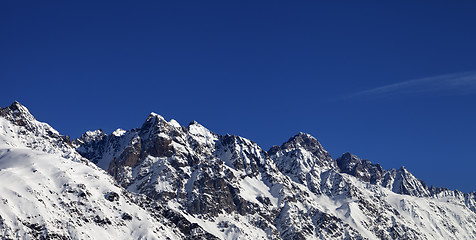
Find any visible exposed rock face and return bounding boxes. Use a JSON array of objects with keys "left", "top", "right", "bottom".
[
  {"left": 335, "top": 152, "right": 431, "bottom": 197},
  {"left": 336, "top": 152, "right": 385, "bottom": 184},
  {"left": 1, "top": 101, "right": 38, "bottom": 129},
  {"left": 274, "top": 132, "right": 333, "bottom": 163}
]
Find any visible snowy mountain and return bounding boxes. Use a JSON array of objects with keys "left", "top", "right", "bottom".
[
  {"left": 2, "top": 101, "right": 476, "bottom": 239},
  {"left": 75, "top": 109, "right": 476, "bottom": 239},
  {"left": 0, "top": 101, "right": 82, "bottom": 162},
  {"left": 0, "top": 102, "right": 216, "bottom": 239}
]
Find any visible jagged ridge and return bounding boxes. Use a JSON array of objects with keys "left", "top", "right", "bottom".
[
  {"left": 74, "top": 108, "right": 476, "bottom": 239},
  {"left": 2, "top": 101, "right": 476, "bottom": 240}
]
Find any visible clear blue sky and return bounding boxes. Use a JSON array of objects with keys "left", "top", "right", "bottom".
[{"left": 1, "top": 1, "right": 476, "bottom": 192}]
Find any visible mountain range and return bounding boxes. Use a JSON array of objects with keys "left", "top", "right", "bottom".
[{"left": 1, "top": 101, "right": 475, "bottom": 239}]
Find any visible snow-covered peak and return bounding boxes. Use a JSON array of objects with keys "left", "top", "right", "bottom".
[
  {"left": 112, "top": 128, "right": 126, "bottom": 137},
  {"left": 187, "top": 120, "right": 218, "bottom": 155},
  {"left": 188, "top": 120, "right": 214, "bottom": 139},
  {"left": 0, "top": 102, "right": 83, "bottom": 162},
  {"left": 334, "top": 152, "right": 432, "bottom": 197},
  {"left": 269, "top": 132, "right": 334, "bottom": 172},
  {"left": 279, "top": 132, "right": 329, "bottom": 156},
  {"left": 398, "top": 165, "right": 409, "bottom": 172},
  {"left": 141, "top": 113, "right": 179, "bottom": 132},
  {"left": 146, "top": 112, "right": 165, "bottom": 122},
  {"left": 269, "top": 133, "right": 335, "bottom": 190},
  {"left": 80, "top": 129, "right": 107, "bottom": 142},
  {"left": 0, "top": 101, "right": 54, "bottom": 134},
  {"left": 1, "top": 101, "right": 36, "bottom": 123},
  {"left": 390, "top": 165, "right": 431, "bottom": 197},
  {"left": 139, "top": 113, "right": 175, "bottom": 139},
  {"left": 169, "top": 119, "right": 181, "bottom": 129}
]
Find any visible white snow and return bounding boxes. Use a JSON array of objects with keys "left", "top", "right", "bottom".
[
  {"left": 169, "top": 119, "right": 181, "bottom": 129},
  {"left": 111, "top": 128, "right": 126, "bottom": 137},
  {"left": 239, "top": 175, "right": 278, "bottom": 207},
  {"left": 0, "top": 146, "right": 182, "bottom": 239}
]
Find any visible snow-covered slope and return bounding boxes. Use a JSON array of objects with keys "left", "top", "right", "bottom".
[
  {"left": 0, "top": 146, "right": 184, "bottom": 239},
  {"left": 0, "top": 101, "right": 82, "bottom": 162}
]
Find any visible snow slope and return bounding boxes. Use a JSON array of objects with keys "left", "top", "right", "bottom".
[
  {"left": 0, "top": 102, "right": 82, "bottom": 162},
  {"left": 0, "top": 146, "right": 182, "bottom": 239}
]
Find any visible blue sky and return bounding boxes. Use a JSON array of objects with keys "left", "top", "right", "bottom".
[{"left": 1, "top": 1, "right": 476, "bottom": 192}]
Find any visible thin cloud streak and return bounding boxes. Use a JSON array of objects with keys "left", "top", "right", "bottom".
[{"left": 343, "top": 71, "right": 476, "bottom": 100}]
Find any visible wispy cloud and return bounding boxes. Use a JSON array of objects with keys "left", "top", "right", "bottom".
[{"left": 341, "top": 71, "right": 476, "bottom": 100}]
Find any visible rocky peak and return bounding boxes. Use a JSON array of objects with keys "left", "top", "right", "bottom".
[
  {"left": 0, "top": 101, "right": 57, "bottom": 137},
  {"left": 398, "top": 165, "right": 409, "bottom": 173},
  {"left": 270, "top": 132, "right": 332, "bottom": 162},
  {"left": 9, "top": 101, "right": 32, "bottom": 114},
  {"left": 216, "top": 134, "right": 267, "bottom": 176},
  {"left": 187, "top": 120, "right": 208, "bottom": 133},
  {"left": 187, "top": 120, "right": 215, "bottom": 138},
  {"left": 141, "top": 112, "right": 165, "bottom": 129},
  {"left": 0, "top": 102, "right": 85, "bottom": 162},
  {"left": 268, "top": 133, "right": 336, "bottom": 188},
  {"left": 336, "top": 152, "right": 361, "bottom": 172},
  {"left": 0, "top": 101, "right": 37, "bottom": 128},
  {"left": 117, "top": 113, "right": 186, "bottom": 163},
  {"left": 336, "top": 152, "right": 384, "bottom": 184},
  {"left": 79, "top": 129, "right": 107, "bottom": 143},
  {"left": 335, "top": 152, "right": 434, "bottom": 197},
  {"left": 139, "top": 113, "right": 177, "bottom": 139},
  {"left": 281, "top": 132, "right": 325, "bottom": 153},
  {"left": 276, "top": 132, "right": 333, "bottom": 163},
  {"left": 389, "top": 166, "right": 430, "bottom": 197},
  {"left": 187, "top": 120, "right": 217, "bottom": 149},
  {"left": 146, "top": 112, "right": 165, "bottom": 122}
]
